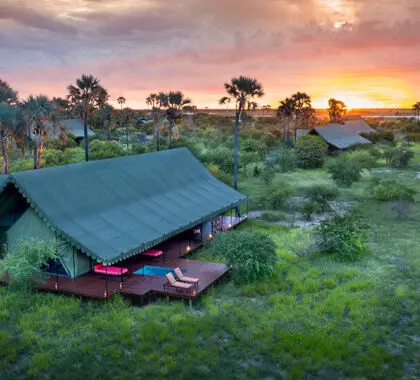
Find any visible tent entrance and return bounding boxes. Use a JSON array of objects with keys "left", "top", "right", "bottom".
[{"left": 43, "top": 258, "right": 69, "bottom": 277}]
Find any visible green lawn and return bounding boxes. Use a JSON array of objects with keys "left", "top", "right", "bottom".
[{"left": 1, "top": 159, "right": 420, "bottom": 379}]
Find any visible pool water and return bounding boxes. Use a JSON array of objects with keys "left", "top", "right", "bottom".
[{"left": 134, "top": 266, "right": 186, "bottom": 277}]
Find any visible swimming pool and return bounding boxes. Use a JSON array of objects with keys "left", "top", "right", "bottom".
[{"left": 134, "top": 266, "right": 179, "bottom": 277}]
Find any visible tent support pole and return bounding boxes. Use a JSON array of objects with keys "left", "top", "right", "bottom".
[
  {"left": 231, "top": 208, "right": 233, "bottom": 228},
  {"left": 104, "top": 265, "right": 108, "bottom": 298},
  {"left": 55, "top": 268, "right": 58, "bottom": 291},
  {"left": 120, "top": 261, "right": 123, "bottom": 290}
]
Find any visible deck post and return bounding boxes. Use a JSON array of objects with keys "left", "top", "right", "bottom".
[
  {"left": 104, "top": 265, "right": 108, "bottom": 298},
  {"left": 231, "top": 208, "right": 233, "bottom": 228},
  {"left": 189, "top": 299, "right": 192, "bottom": 310},
  {"left": 55, "top": 268, "right": 58, "bottom": 290},
  {"left": 120, "top": 261, "right": 123, "bottom": 290}
]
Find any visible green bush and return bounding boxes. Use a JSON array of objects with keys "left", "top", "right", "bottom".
[
  {"left": 89, "top": 140, "right": 125, "bottom": 160},
  {"left": 0, "top": 240, "right": 57, "bottom": 290},
  {"left": 299, "top": 201, "right": 321, "bottom": 220},
  {"left": 327, "top": 156, "right": 362, "bottom": 187},
  {"left": 348, "top": 150, "right": 377, "bottom": 169},
  {"left": 382, "top": 144, "right": 414, "bottom": 168},
  {"left": 295, "top": 135, "right": 328, "bottom": 169},
  {"left": 314, "top": 213, "right": 369, "bottom": 261},
  {"left": 304, "top": 184, "right": 339, "bottom": 212},
  {"left": 261, "top": 211, "right": 292, "bottom": 223},
  {"left": 206, "top": 230, "right": 277, "bottom": 284},
  {"left": 373, "top": 179, "right": 416, "bottom": 202},
  {"left": 263, "top": 183, "right": 293, "bottom": 210}
]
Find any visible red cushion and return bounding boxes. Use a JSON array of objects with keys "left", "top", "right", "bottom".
[
  {"left": 141, "top": 249, "right": 163, "bottom": 257},
  {"left": 94, "top": 264, "right": 128, "bottom": 275}
]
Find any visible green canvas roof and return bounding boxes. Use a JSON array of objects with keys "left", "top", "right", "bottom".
[
  {"left": 6, "top": 148, "right": 246, "bottom": 264},
  {"left": 314, "top": 124, "right": 372, "bottom": 149}
]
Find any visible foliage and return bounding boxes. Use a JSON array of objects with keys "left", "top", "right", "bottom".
[
  {"left": 304, "top": 183, "right": 339, "bottom": 212},
  {"left": 206, "top": 230, "right": 277, "bottom": 283},
  {"left": 264, "top": 146, "right": 296, "bottom": 172},
  {"left": 263, "top": 183, "right": 292, "bottom": 210},
  {"left": 327, "top": 155, "right": 362, "bottom": 187},
  {"left": 0, "top": 239, "right": 57, "bottom": 290},
  {"left": 280, "top": 229, "right": 317, "bottom": 257},
  {"left": 314, "top": 212, "right": 369, "bottom": 261},
  {"left": 373, "top": 179, "right": 416, "bottom": 202},
  {"left": 295, "top": 135, "right": 328, "bottom": 169},
  {"left": 328, "top": 98, "right": 347, "bottom": 122},
  {"left": 382, "top": 143, "right": 414, "bottom": 168},
  {"left": 299, "top": 201, "right": 321, "bottom": 220},
  {"left": 261, "top": 210, "right": 293, "bottom": 223},
  {"left": 347, "top": 150, "right": 377, "bottom": 169},
  {"left": 89, "top": 140, "right": 125, "bottom": 160}
]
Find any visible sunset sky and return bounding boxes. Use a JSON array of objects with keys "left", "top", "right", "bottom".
[{"left": 1, "top": 0, "right": 420, "bottom": 109}]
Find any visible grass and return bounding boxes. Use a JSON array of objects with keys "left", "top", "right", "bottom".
[{"left": 1, "top": 152, "right": 420, "bottom": 379}]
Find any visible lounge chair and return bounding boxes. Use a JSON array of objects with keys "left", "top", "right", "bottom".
[
  {"left": 94, "top": 263, "right": 128, "bottom": 275},
  {"left": 164, "top": 272, "right": 192, "bottom": 292},
  {"left": 174, "top": 267, "right": 199, "bottom": 287}
]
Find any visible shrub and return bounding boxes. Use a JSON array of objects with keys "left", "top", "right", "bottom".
[
  {"left": 314, "top": 213, "right": 369, "bottom": 261},
  {"left": 327, "top": 156, "right": 362, "bottom": 187},
  {"left": 263, "top": 183, "right": 293, "bottom": 210},
  {"left": 206, "top": 230, "right": 277, "bottom": 284},
  {"left": 373, "top": 179, "right": 416, "bottom": 202},
  {"left": 261, "top": 211, "right": 292, "bottom": 223},
  {"left": 280, "top": 229, "right": 317, "bottom": 257},
  {"left": 0, "top": 240, "right": 57, "bottom": 290},
  {"left": 299, "top": 201, "right": 321, "bottom": 220},
  {"left": 304, "top": 184, "right": 339, "bottom": 212},
  {"left": 348, "top": 150, "right": 377, "bottom": 169},
  {"left": 295, "top": 135, "right": 328, "bottom": 169},
  {"left": 253, "top": 165, "right": 261, "bottom": 177},
  {"left": 89, "top": 140, "right": 125, "bottom": 160},
  {"left": 382, "top": 144, "right": 414, "bottom": 168}
]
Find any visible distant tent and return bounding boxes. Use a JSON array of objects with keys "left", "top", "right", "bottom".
[
  {"left": 312, "top": 124, "right": 372, "bottom": 150},
  {"left": 42, "top": 119, "right": 95, "bottom": 140}
]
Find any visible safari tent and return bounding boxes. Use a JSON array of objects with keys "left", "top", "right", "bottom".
[{"left": 0, "top": 148, "right": 246, "bottom": 278}]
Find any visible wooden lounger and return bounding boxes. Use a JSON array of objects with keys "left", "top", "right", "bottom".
[
  {"left": 174, "top": 267, "right": 199, "bottom": 287},
  {"left": 164, "top": 272, "right": 192, "bottom": 292}
]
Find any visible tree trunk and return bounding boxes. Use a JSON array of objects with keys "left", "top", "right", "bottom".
[
  {"left": 126, "top": 122, "right": 129, "bottom": 155},
  {"left": 169, "top": 119, "right": 173, "bottom": 149},
  {"left": 27, "top": 125, "right": 31, "bottom": 160},
  {"left": 37, "top": 139, "right": 42, "bottom": 169},
  {"left": 33, "top": 134, "right": 38, "bottom": 170},
  {"left": 1, "top": 137, "right": 8, "bottom": 175},
  {"left": 83, "top": 113, "right": 89, "bottom": 162},
  {"left": 21, "top": 140, "right": 25, "bottom": 159},
  {"left": 233, "top": 105, "right": 241, "bottom": 190}
]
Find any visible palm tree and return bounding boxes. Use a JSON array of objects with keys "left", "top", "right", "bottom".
[
  {"left": 146, "top": 93, "right": 158, "bottom": 110},
  {"left": 21, "top": 95, "right": 54, "bottom": 169},
  {"left": 0, "top": 103, "right": 16, "bottom": 174},
  {"left": 157, "top": 91, "right": 191, "bottom": 149},
  {"left": 117, "top": 96, "right": 126, "bottom": 111},
  {"left": 97, "top": 104, "right": 115, "bottom": 140},
  {"left": 0, "top": 79, "right": 18, "bottom": 105},
  {"left": 291, "top": 92, "right": 314, "bottom": 143},
  {"left": 223, "top": 76, "right": 264, "bottom": 190},
  {"left": 412, "top": 102, "right": 420, "bottom": 124},
  {"left": 11, "top": 108, "right": 27, "bottom": 159},
  {"left": 277, "top": 98, "right": 295, "bottom": 145},
  {"left": 219, "top": 96, "right": 231, "bottom": 109},
  {"left": 67, "top": 74, "right": 108, "bottom": 162}
]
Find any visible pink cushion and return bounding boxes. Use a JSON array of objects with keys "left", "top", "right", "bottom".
[
  {"left": 94, "top": 264, "right": 128, "bottom": 275},
  {"left": 141, "top": 249, "right": 163, "bottom": 257}
]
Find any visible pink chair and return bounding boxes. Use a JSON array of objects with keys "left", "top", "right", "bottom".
[{"left": 94, "top": 263, "right": 128, "bottom": 275}]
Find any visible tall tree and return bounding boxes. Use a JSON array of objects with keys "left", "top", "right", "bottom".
[
  {"left": 328, "top": 98, "right": 347, "bottom": 123},
  {"left": 157, "top": 91, "right": 191, "bottom": 149},
  {"left": 291, "top": 92, "right": 315, "bottom": 143},
  {"left": 0, "top": 79, "right": 18, "bottom": 105},
  {"left": 67, "top": 74, "right": 108, "bottom": 162},
  {"left": 223, "top": 76, "right": 264, "bottom": 190},
  {"left": 277, "top": 97, "right": 295, "bottom": 145},
  {"left": 0, "top": 103, "right": 16, "bottom": 174},
  {"left": 21, "top": 95, "right": 54, "bottom": 169},
  {"left": 146, "top": 93, "right": 158, "bottom": 109},
  {"left": 97, "top": 104, "right": 115, "bottom": 141},
  {"left": 219, "top": 96, "right": 231, "bottom": 109},
  {"left": 117, "top": 96, "right": 126, "bottom": 111},
  {"left": 412, "top": 102, "right": 420, "bottom": 125}
]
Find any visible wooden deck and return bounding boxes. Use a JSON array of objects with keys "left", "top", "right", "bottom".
[{"left": 0, "top": 216, "right": 246, "bottom": 303}]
